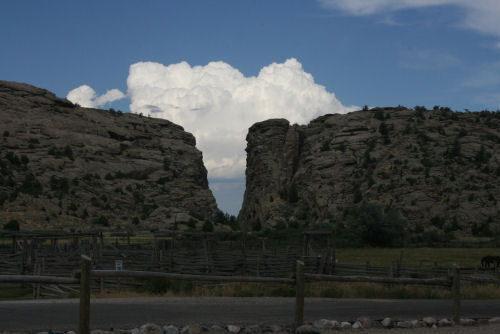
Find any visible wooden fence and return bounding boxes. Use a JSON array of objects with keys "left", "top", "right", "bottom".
[
  {"left": 4, "top": 255, "right": 500, "bottom": 334},
  {"left": 1, "top": 230, "right": 499, "bottom": 298}
]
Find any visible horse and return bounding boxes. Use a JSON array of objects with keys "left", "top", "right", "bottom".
[{"left": 481, "top": 256, "right": 500, "bottom": 269}]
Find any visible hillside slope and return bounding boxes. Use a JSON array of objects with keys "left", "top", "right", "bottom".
[
  {"left": 239, "top": 107, "right": 500, "bottom": 237},
  {"left": 0, "top": 81, "right": 219, "bottom": 231}
]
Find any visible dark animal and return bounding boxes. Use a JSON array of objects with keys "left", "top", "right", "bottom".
[{"left": 481, "top": 256, "right": 500, "bottom": 269}]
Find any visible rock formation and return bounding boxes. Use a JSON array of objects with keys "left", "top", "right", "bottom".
[
  {"left": 239, "top": 107, "right": 500, "bottom": 236},
  {"left": 0, "top": 80, "right": 220, "bottom": 231}
]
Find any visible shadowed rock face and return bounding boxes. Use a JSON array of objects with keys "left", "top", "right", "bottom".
[
  {"left": 239, "top": 107, "right": 500, "bottom": 235},
  {"left": 0, "top": 80, "right": 219, "bottom": 231}
]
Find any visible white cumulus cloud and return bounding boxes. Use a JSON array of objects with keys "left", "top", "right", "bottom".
[
  {"left": 67, "top": 85, "right": 125, "bottom": 108},
  {"left": 317, "top": 0, "right": 500, "bottom": 38},
  {"left": 127, "top": 58, "right": 357, "bottom": 179}
]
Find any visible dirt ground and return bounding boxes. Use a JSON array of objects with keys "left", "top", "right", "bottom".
[{"left": 362, "top": 323, "right": 500, "bottom": 333}]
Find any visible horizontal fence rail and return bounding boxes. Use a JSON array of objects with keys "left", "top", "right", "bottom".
[
  {"left": 462, "top": 275, "right": 500, "bottom": 285},
  {"left": 0, "top": 274, "right": 79, "bottom": 284},
  {"left": 304, "top": 273, "right": 452, "bottom": 287},
  {"left": 85, "top": 270, "right": 295, "bottom": 284}
]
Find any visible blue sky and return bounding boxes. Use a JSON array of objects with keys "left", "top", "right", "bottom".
[{"left": 2, "top": 0, "right": 500, "bottom": 215}]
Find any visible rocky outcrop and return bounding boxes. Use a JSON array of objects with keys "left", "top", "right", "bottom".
[
  {"left": 0, "top": 80, "right": 219, "bottom": 231},
  {"left": 239, "top": 107, "right": 500, "bottom": 235}
]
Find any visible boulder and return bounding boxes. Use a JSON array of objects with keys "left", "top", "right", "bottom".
[
  {"left": 339, "top": 322, "right": 351, "bottom": 329},
  {"left": 489, "top": 317, "right": 500, "bottom": 324},
  {"left": 266, "top": 325, "right": 282, "bottom": 333},
  {"left": 312, "top": 319, "right": 336, "bottom": 329},
  {"left": 351, "top": 321, "right": 362, "bottom": 329},
  {"left": 163, "top": 325, "right": 179, "bottom": 334},
  {"left": 409, "top": 320, "right": 420, "bottom": 328},
  {"left": 244, "top": 325, "right": 262, "bottom": 334},
  {"left": 356, "top": 317, "right": 371, "bottom": 328},
  {"left": 180, "top": 325, "right": 201, "bottom": 334},
  {"left": 422, "top": 317, "right": 437, "bottom": 326},
  {"left": 209, "top": 326, "right": 226, "bottom": 333},
  {"left": 396, "top": 321, "right": 409, "bottom": 328},
  {"left": 140, "top": 324, "right": 162, "bottom": 334},
  {"left": 226, "top": 326, "right": 241, "bottom": 334},
  {"left": 294, "top": 325, "right": 319, "bottom": 334},
  {"left": 459, "top": 319, "right": 476, "bottom": 326},
  {"left": 438, "top": 318, "right": 452, "bottom": 327},
  {"left": 381, "top": 317, "right": 392, "bottom": 328}
]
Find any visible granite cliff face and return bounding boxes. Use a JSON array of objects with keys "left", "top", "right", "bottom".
[
  {"left": 0, "top": 81, "right": 220, "bottom": 231},
  {"left": 239, "top": 107, "right": 500, "bottom": 236}
]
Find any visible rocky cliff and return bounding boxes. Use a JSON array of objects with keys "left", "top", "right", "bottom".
[
  {"left": 239, "top": 107, "right": 500, "bottom": 236},
  {"left": 0, "top": 81, "right": 220, "bottom": 231}
]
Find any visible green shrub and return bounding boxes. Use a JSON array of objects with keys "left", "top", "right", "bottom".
[
  {"left": 0, "top": 192, "right": 8, "bottom": 206},
  {"left": 374, "top": 110, "right": 385, "bottom": 120},
  {"left": 288, "top": 184, "right": 299, "bottom": 203},
  {"left": 379, "top": 122, "right": 389, "bottom": 136},
  {"left": 253, "top": 220, "right": 262, "bottom": 231},
  {"left": 475, "top": 146, "right": 491, "bottom": 165},
  {"left": 3, "top": 219, "right": 19, "bottom": 231},
  {"left": 186, "top": 219, "right": 196, "bottom": 228},
  {"left": 92, "top": 215, "right": 109, "bottom": 226},
  {"left": 320, "top": 140, "right": 330, "bottom": 152},
  {"left": 50, "top": 176, "right": 69, "bottom": 194},
  {"left": 431, "top": 216, "right": 445, "bottom": 229},
  {"left": 20, "top": 173, "right": 43, "bottom": 195},
  {"left": 202, "top": 220, "right": 214, "bottom": 232},
  {"left": 353, "top": 184, "right": 363, "bottom": 203},
  {"left": 163, "top": 158, "right": 170, "bottom": 171},
  {"left": 339, "top": 203, "right": 407, "bottom": 247},
  {"left": 5, "top": 152, "right": 21, "bottom": 165},
  {"left": 48, "top": 146, "right": 74, "bottom": 160},
  {"left": 133, "top": 191, "right": 144, "bottom": 204}
]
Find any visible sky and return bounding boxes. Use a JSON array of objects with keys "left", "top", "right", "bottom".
[{"left": 1, "top": 0, "right": 500, "bottom": 215}]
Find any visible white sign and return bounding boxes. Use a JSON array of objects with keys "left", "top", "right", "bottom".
[{"left": 115, "top": 260, "right": 123, "bottom": 271}]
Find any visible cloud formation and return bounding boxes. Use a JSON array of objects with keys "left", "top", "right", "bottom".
[
  {"left": 67, "top": 85, "right": 125, "bottom": 108},
  {"left": 317, "top": 0, "right": 500, "bottom": 37},
  {"left": 127, "top": 58, "right": 357, "bottom": 178}
]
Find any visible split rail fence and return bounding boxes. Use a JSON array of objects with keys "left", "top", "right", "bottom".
[
  {"left": 1, "top": 230, "right": 499, "bottom": 299},
  {"left": 2, "top": 231, "right": 500, "bottom": 333},
  {"left": 3, "top": 255, "right": 499, "bottom": 334}
]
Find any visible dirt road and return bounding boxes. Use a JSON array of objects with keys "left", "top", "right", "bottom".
[{"left": 1, "top": 297, "right": 500, "bottom": 332}]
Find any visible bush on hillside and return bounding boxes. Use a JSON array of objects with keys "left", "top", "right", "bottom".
[{"left": 337, "top": 203, "right": 407, "bottom": 247}]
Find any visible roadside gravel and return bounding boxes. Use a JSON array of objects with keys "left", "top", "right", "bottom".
[{"left": 362, "top": 323, "right": 500, "bottom": 333}]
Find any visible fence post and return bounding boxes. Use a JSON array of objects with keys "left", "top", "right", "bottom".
[
  {"left": 452, "top": 264, "right": 461, "bottom": 324},
  {"left": 294, "top": 260, "right": 305, "bottom": 329},
  {"left": 79, "top": 255, "right": 91, "bottom": 334}
]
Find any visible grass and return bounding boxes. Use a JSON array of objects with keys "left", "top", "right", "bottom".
[
  {"left": 0, "top": 283, "right": 33, "bottom": 300},
  {"left": 334, "top": 247, "right": 500, "bottom": 268},
  {"left": 3, "top": 279, "right": 500, "bottom": 301},
  {"left": 1, "top": 241, "right": 499, "bottom": 300},
  {"left": 95, "top": 281, "right": 500, "bottom": 300}
]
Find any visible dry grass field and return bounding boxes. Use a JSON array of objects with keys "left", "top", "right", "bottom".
[{"left": 334, "top": 247, "right": 500, "bottom": 268}]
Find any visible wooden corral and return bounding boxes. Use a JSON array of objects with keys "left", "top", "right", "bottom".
[{"left": 0, "top": 230, "right": 496, "bottom": 298}]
